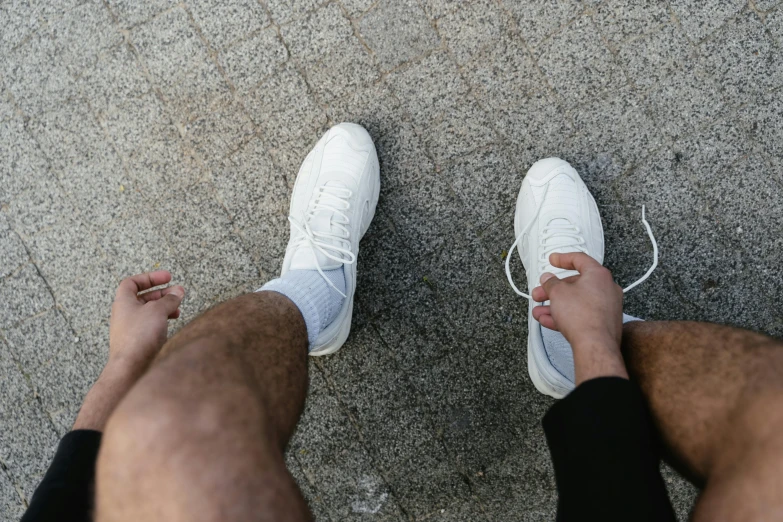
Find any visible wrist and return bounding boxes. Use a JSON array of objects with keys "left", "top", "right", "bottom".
[
  {"left": 106, "top": 351, "right": 154, "bottom": 381},
  {"left": 570, "top": 337, "right": 621, "bottom": 355},
  {"left": 570, "top": 339, "right": 628, "bottom": 386},
  {"left": 100, "top": 360, "right": 144, "bottom": 388}
]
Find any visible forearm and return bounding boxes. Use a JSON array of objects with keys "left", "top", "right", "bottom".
[
  {"left": 73, "top": 361, "right": 146, "bottom": 431},
  {"left": 25, "top": 344, "right": 160, "bottom": 521}
]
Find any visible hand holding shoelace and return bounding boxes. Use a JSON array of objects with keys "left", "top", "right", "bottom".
[
  {"left": 109, "top": 270, "right": 185, "bottom": 373},
  {"left": 73, "top": 270, "right": 184, "bottom": 431},
  {"left": 531, "top": 252, "right": 629, "bottom": 384}
]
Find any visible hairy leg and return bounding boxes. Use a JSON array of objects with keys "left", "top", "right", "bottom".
[
  {"left": 95, "top": 291, "right": 312, "bottom": 522},
  {"left": 622, "top": 321, "right": 783, "bottom": 521}
]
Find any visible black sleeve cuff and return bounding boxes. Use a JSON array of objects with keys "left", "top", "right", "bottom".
[
  {"left": 22, "top": 430, "right": 102, "bottom": 522},
  {"left": 543, "top": 377, "right": 676, "bottom": 522}
]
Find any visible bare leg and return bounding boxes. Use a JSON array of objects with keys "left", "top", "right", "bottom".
[
  {"left": 622, "top": 321, "right": 783, "bottom": 522},
  {"left": 95, "top": 291, "right": 312, "bottom": 522}
]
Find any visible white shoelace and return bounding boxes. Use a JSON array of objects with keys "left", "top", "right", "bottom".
[
  {"left": 505, "top": 184, "right": 658, "bottom": 300},
  {"left": 289, "top": 185, "right": 356, "bottom": 298}
]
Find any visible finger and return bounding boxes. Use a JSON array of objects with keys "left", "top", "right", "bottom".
[
  {"left": 548, "top": 252, "right": 602, "bottom": 274},
  {"left": 152, "top": 289, "right": 184, "bottom": 316},
  {"left": 540, "top": 271, "right": 563, "bottom": 297},
  {"left": 168, "top": 308, "right": 181, "bottom": 320},
  {"left": 531, "top": 285, "right": 549, "bottom": 303},
  {"left": 139, "top": 285, "right": 184, "bottom": 303},
  {"left": 139, "top": 289, "right": 162, "bottom": 302},
  {"left": 532, "top": 304, "right": 551, "bottom": 320},
  {"left": 116, "top": 271, "right": 172, "bottom": 299},
  {"left": 537, "top": 313, "right": 557, "bottom": 331}
]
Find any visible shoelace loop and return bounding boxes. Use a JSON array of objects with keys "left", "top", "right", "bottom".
[
  {"left": 288, "top": 185, "right": 356, "bottom": 298},
  {"left": 505, "top": 183, "right": 658, "bottom": 300}
]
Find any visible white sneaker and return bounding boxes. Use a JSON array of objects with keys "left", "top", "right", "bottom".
[
  {"left": 281, "top": 123, "right": 380, "bottom": 356},
  {"left": 507, "top": 158, "right": 605, "bottom": 398}
]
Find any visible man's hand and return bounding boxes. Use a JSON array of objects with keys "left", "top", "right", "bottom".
[
  {"left": 74, "top": 271, "right": 184, "bottom": 431},
  {"left": 109, "top": 270, "right": 185, "bottom": 374},
  {"left": 531, "top": 252, "right": 628, "bottom": 384}
]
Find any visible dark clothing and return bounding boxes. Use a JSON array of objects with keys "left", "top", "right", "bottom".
[
  {"left": 543, "top": 377, "right": 677, "bottom": 521},
  {"left": 21, "top": 430, "right": 102, "bottom": 522},
  {"left": 22, "top": 378, "right": 677, "bottom": 521}
]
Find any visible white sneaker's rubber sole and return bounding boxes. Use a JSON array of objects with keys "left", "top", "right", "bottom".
[{"left": 308, "top": 166, "right": 380, "bottom": 357}]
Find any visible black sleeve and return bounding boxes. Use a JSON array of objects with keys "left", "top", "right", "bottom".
[
  {"left": 21, "top": 430, "right": 102, "bottom": 522},
  {"left": 543, "top": 377, "right": 677, "bottom": 522}
]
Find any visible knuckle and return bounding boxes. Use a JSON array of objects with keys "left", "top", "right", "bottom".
[
  {"left": 596, "top": 266, "right": 611, "bottom": 277},
  {"left": 595, "top": 266, "right": 614, "bottom": 282}
]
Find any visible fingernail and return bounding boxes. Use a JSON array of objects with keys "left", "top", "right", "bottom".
[
  {"left": 540, "top": 272, "right": 554, "bottom": 284},
  {"left": 171, "top": 286, "right": 185, "bottom": 298}
]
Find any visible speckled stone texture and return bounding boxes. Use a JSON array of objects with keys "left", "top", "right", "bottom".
[{"left": 3, "top": 0, "right": 783, "bottom": 519}]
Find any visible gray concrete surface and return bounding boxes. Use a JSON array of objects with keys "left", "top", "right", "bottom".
[{"left": 1, "top": 0, "right": 782, "bottom": 519}]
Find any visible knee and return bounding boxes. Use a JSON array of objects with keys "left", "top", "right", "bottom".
[
  {"left": 99, "top": 391, "right": 190, "bottom": 470},
  {"left": 694, "top": 448, "right": 783, "bottom": 522},
  {"left": 94, "top": 372, "right": 257, "bottom": 520},
  {"left": 101, "top": 368, "right": 260, "bottom": 470},
  {"left": 114, "top": 390, "right": 253, "bottom": 452}
]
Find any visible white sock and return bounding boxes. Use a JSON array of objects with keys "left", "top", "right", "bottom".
[
  {"left": 258, "top": 269, "right": 346, "bottom": 349},
  {"left": 541, "top": 313, "right": 642, "bottom": 383}
]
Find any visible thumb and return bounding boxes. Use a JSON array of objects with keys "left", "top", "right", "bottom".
[
  {"left": 540, "top": 272, "right": 561, "bottom": 298},
  {"left": 153, "top": 288, "right": 184, "bottom": 316}
]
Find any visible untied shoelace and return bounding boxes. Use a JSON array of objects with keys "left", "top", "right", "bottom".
[{"left": 505, "top": 183, "right": 658, "bottom": 301}]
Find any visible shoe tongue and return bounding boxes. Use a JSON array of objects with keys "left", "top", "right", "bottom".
[
  {"left": 545, "top": 217, "right": 574, "bottom": 246},
  {"left": 290, "top": 181, "right": 346, "bottom": 271},
  {"left": 542, "top": 219, "right": 580, "bottom": 279},
  {"left": 537, "top": 173, "right": 583, "bottom": 278}
]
